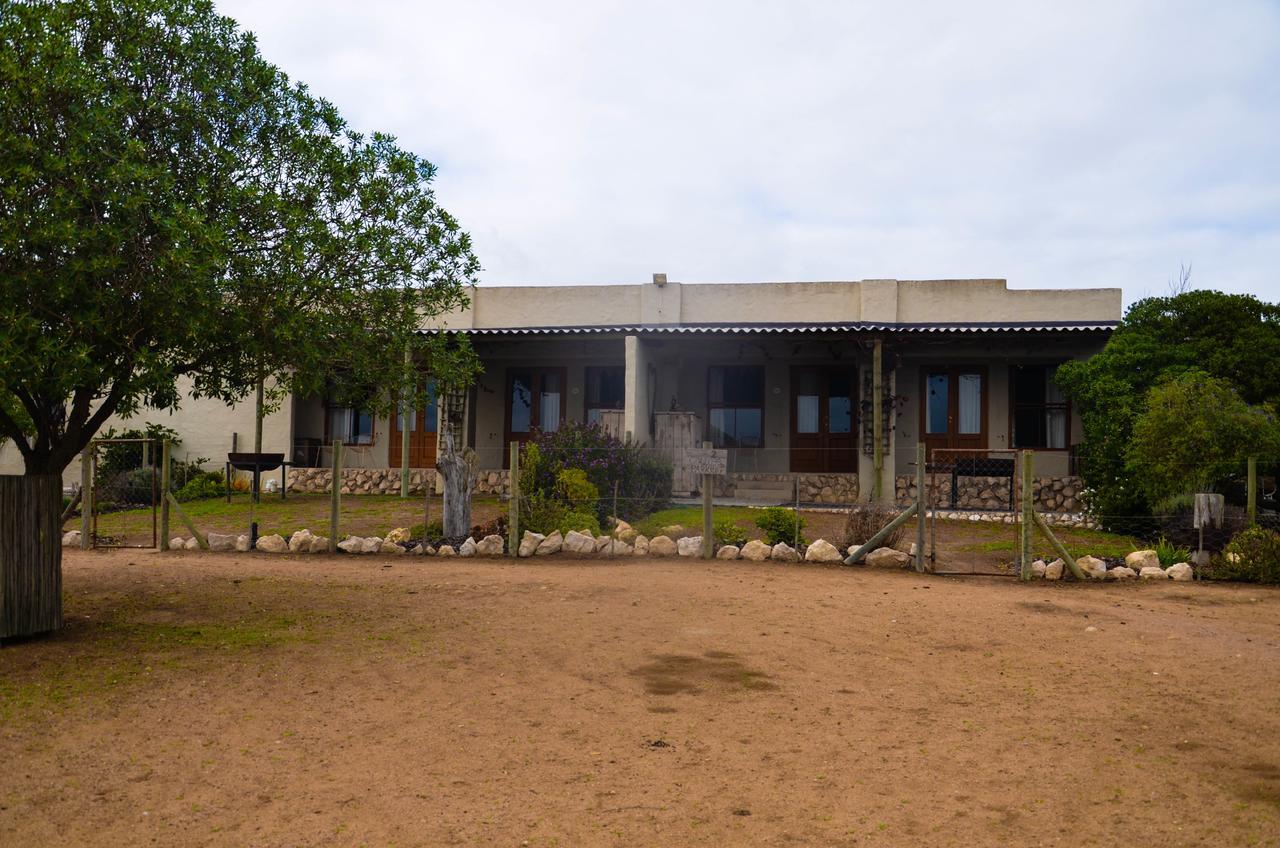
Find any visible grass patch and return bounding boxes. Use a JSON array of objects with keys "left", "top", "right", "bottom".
[
  {"left": 635, "top": 506, "right": 763, "bottom": 539},
  {"left": 959, "top": 526, "right": 1140, "bottom": 560}
]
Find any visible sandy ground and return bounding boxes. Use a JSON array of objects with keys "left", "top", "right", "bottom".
[{"left": 2, "top": 550, "right": 1278, "bottom": 847}]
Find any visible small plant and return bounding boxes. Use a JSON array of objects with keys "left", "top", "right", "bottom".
[
  {"left": 1152, "top": 535, "right": 1192, "bottom": 568},
  {"left": 713, "top": 516, "right": 748, "bottom": 548},
  {"left": 554, "top": 468, "right": 599, "bottom": 511},
  {"left": 841, "top": 503, "right": 905, "bottom": 551},
  {"left": 557, "top": 510, "right": 601, "bottom": 537},
  {"left": 755, "top": 507, "right": 805, "bottom": 547},
  {"left": 1207, "top": 526, "right": 1280, "bottom": 584},
  {"left": 175, "top": 470, "right": 225, "bottom": 502}
]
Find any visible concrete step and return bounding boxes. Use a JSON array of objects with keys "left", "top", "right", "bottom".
[{"left": 732, "top": 486, "right": 794, "bottom": 504}]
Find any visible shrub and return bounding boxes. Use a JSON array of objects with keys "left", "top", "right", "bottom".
[
  {"left": 175, "top": 470, "right": 225, "bottom": 502},
  {"left": 557, "top": 510, "right": 601, "bottom": 538},
  {"left": 554, "top": 468, "right": 599, "bottom": 511},
  {"left": 469, "top": 516, "right": 508, "bottom": 543},
  {"left": 713, "top": 516, "right": 748, "bottom": 547},
  {"left": 1153, "top": 535, "right": 1191, "bottom": 568},
  {"left": 521, "top": 494, "right": 567, "bottom": 537},
  {"left": 1206, "top": 526, "right": 1280, "bottom": 583},
  {"left": 755, "top": 507, "right": 805, "bottom": 547},
  {"left": 841, "top": 503, "right": 905, "bottom": 551}
]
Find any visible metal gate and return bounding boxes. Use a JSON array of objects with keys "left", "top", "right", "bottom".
[{"left": 89, "top": 437, "right": 160, "bottom": 548}]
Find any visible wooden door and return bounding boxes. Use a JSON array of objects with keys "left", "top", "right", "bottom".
[
  {"left": 504, "top": 367, "right": 567, "bottom": 465},
  {"left": 919, "top": 366, "right": 987, "bottom": 465},
  {"left": 790, "top": 367, "right": 857, "bottom": 473},
  {"left": 389, "top": 396, "right": 438, "bottom": 469}
]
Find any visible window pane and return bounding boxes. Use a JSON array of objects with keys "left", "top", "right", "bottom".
[
  {"left": 1013, "top": 408, "right": 1044, "bottom": 448},
  {"left": 709, "top": 408, "right": 730, "bottom": 447},
  {"left": 586, "top": 408, "right": 602, "bottom": 425},
  {"left": 328, "top": 408, "right": 351, "bottom": 442},
  {"left": 926, "top": 373, "right": 949, "bottom": 434},
  {"left": 735, "top": 408, "right": 762, "bottom": 447},
  {"left": 725, "top": 366, "right": 762, "bottom": 405},
  {"left": 540, "top": 372, "right": 562, "bottom": 432},
  {"left": 423, "top": 383, "right": 438, "bottom": 432},
  {"left": 828, "top": 396, "right": 852, "bottom": 433},
  {"left": 1046, "top": 408, "right": 1067, "bottom": 449},
  {"left": 354, "top": 411, "right": 374, "bottom": 444},
  {"left": 587, "top": 366, "right": 625, "bottom": 408},
  {"left": 708, "top": 367, "right": 725, "bottom": 404},
  {"left": 1012, "top": 365, "right": 1046, "bottom": 405},
  {"left": 796, "top": 395, "right": 819, "bottom": 434},
  {"left": 510, "top": 373, "right": 532, "bottom": 433},
  {"left": 958, "top": 374, "right": 982, "bottom": 434}
]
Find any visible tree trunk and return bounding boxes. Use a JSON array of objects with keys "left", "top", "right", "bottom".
[
  {"left": 437, "top": 403, "right": 471, "bottom": 537},
  {"left": 0, "top": 475, "right": 63, "bottom": 638}
]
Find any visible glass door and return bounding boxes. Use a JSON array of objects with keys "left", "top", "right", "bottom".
[
  {"left": 920, "top": 366, "right": 986, "bottom": 464},
  {"left": 790, "top": 367, "right": 857, "bottom": 473}
]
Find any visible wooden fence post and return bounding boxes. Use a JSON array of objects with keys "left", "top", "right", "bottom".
[
  {"left": 701, "top": 440, "right": 713, "bottom": 559},
  {"left": 0, "top": 475, "right": 63, "bottom": 638},
  {"left": 1020, "top": 450, "right": 1034, "bottom": 581},
  {"left": 508, "top": 441, "right": 519, "bottom": 557},
  {"left": 80, "top": 445, "right": 92, "bottom": 550},
  {"left": 872, "top": 339, "right": 883, "bottom": 503},
  {"left": 159, "top": 440, "right": 171, "bottom": 551},
  {"left": 1247, "top": 455, "right": 1257, "bottom": 525},
  {"left": 915, "top": 441, "right": 926, "bottom": 572},
  {"left": 329, "top": 440, "right": 342, "bottom": 553}
]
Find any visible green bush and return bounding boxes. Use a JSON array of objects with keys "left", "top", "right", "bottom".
[
  {"left": 521, "top": 493, "right": 567, "bottom": 537},
  {"left": 557, "top": 510, "right": 602, "bottom": 538},
  {"left": 1207, "top": 526, "right": 1280, "bottom": 583},
  {"left": 1153, "top": 535, "right": 1191, "bottom": 568},
  {"left": 713, "top": 516, "right": 748, "bottom": 547},
  {"left": 554, "top": 468, "right": 599, "bottom": 511},
  {"left": 175, "top": 470, "right": 225, "bottom": 502},
  {"left": 754, "top": 507, "right": 805, "bottom": 546}
]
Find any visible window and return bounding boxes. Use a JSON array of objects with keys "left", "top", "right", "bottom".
[
  {"left": 585, "top": 366, "right": 625, "bottom": 425},
  {"left": 396, "top": 381, "right": 438, "bottom": 432},
  {"left": 708, "top": 365, "right": 763, "bottom": 448},
  {"left": 1011, "top": 365, "right": 1068, "bottom": 449},
  {"left": 507, "top": 368, "right": 565, "bottom": 439},
  {"left": 327, "top": 405, "right": 374, "bottom": 445}
]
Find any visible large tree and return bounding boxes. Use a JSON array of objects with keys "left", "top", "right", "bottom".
[
  {"left": 0, "top": 0, "right": 479, "bottom": 476},
  {"left": 1056, "top": 290, "right": 1280, "bottom": 516}
]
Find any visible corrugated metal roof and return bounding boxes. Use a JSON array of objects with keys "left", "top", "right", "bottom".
[{"left": 420, "top": 320, "right": 1117, "bottom": 336}]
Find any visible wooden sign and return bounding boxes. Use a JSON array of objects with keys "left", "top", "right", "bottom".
[
  {"left": 1193, "top": 493, "right": 1224, "bottom": 529},
  {"left": 685, "top": 447, "right": 728, "bottom": 476}
]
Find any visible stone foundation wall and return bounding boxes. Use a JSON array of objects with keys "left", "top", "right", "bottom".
[
  {"left": 287, "top": 467, "right": 511, "bottom": 496},
  {"left": 895, "top": 474, "right": 1082, "bottom": 512},
  {"left": 713, "top": 472, "right": 859, "bottom": 505}
]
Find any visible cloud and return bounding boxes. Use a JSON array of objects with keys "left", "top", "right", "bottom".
[{"left": 217, "top": 0, "right": 1280, "bottom": 304}]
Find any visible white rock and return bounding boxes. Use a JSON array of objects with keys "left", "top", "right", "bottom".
[
  {"left": 648, "top": 535, "right": 677, "bottom": 557},
  {"left": 1077, "top": 555, "right": 1108, "bottom": 580},
  {"left": 1032, "top": 559, "right": 1047, "bottom": 578},
  {"left": 235, "top": 534, "right": 252, "bottom": 552},
  {"left": 1139, "top": 566, "right": 1168, "bottom": 580},
  {"left": 594, "top": 535, "right": 613, "bottom": 552},
  {"left": 535, "top": 530, "right": 563, "bottom": 556},
  {"left": 360, "top": 537, "right": 383, "bottom": 554},
  {"left": 677, "top": 536, "right": 704, "bottom": 557},
  {"left": 408, "top": 544, "right": 426, "bottom": 556},
  {"left": 384, "top": 527, "right": 412, "bottom": 544},
  {"left": 337, "top": 537, "right": 363, "bottom": 554},
  {"left": 437, "top": 544, "right": 456, "bottom": 557},
  {"left": 380, "top": 540, "right": 405, "bottom": 555},
  {"left": 771, "top": 542, "right": 799, "bottom": 562},
  {"left": 518, "top": 531, "right": 545, "bottom": 557},
  {"left": 863, "top": 546, "right": 910, "bottom": 568},
  {"left": 1167, "top": 562, "right": 1194, "bottom": 581},
  {"left": 563, "top": 530, "right": 596, "bottom": 555},
  {"left": 716, "top": 545, "right": 740, "bottom": 560},
  {"left": 169, "top": 536, "right": 185, "bottom": 549},
  {"left": 613, "top": 520, "right": 637, "bottom": 543},
  {"left": 255, "top": 534, "right": 288, "bottom": 553},
  {"left": 61, "top": 530, "right": 81, "bottom": 547},
  {"left": 476, "top": 534, "right": 505, "bottom": 556},
  {"left": 1126, "top": 550, "right": 1160, "bottom": 571},
  {"left": 288, "top": 529, "right": 314, "bottom": 552},
  {"left": 632, "top": 535, "right": 650, "bottom": 556},
  {"left": 909, "top": 542, "right": 918, "bottom": 557},
  {"left": 805, "top": 539, "right": 844, "bottom": 563},
  {"left": 308, "top": 535, "right": 329, "bottom": 554},
  {"left": 740, "top": 539, "right": 771, "bottom": 561},
  {"left": 207, "top": 532, "right": 237, "bottom": 552},
  {"left": 1107, "top": 566, "right": 1137, "bottom": 580},
  {"left": 459, "top": 537, "right": 477, "bottom": 557},
  {"left": 1044, "top": 559, "right": 1064, "bottom": 580}
]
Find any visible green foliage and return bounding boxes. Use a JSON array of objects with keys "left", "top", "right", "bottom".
[
  {"left": 754, "top": 507, "right": 806, "bottom": 547},
  {"left": 1207, "top": 527, "right": 1280, "bottom": 584},
  {"left": 557, "top": 511, "right": 602, "bottom": 538},
  {"left": 554, "top": 468, "right": 599, "bottom": 512},
  {"left": 712, "top": 517, "right": 749, "bottom": 547},
  {"left": 1152, "top": 535, "right": 1192, "bottom": 568},
  {"left": 520, "top": 493, "right": 566, "bottom": 538},
  {"left": 1056, "top": 290, "right": 1280, "bottom": 518},
  {"left": 1127, "top": 372, "right": 1280, "bottom": 508},
  {"left": 174, "top": 471, "right": 225, "bottom": 502},
  {"left": 0, "top": 0, "right": 478, "bottom": 475}
]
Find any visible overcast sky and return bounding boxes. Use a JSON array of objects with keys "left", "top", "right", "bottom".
[{"left": 218, "top": 1, "right": 1279, "bottom": 305}]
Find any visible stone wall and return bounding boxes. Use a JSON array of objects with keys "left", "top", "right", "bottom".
[
  {"left": 287, "top": 467, "right": 512, "bottom": 497},
  {"left": 713, "top": 472, "right": 859, "bottom": 505},
  {"left": 895, "top": 474, "right": 1082, "bottom": 513}
]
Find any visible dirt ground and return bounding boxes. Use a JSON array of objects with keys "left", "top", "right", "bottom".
[{"left": 3, "top": 551, "right": 1278, "bottom": 847}]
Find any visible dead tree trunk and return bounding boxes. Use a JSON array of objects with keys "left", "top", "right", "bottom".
[
  {"left": 1, "top": 475, "right": 63, "bottom": 638},
  {"left": 437, "top": 394, "right": 472, "bottom": 537}
]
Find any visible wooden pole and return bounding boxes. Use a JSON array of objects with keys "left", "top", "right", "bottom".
[
  {"left": 165, "top": 492, "right": 208, "bottom": 549},
  {"left": 79, "top": 446, "right": 92, "bottom": 550},
  {"left": 1032, "top": 512, "right": 1086, "bottom": 580},
  {"left": 928, "top": 445, "right": 937, "bottom": 565},
  {"left": 329, "top": 440, "right": 342, "bottom": 553},
  {"left": 794, "top": 479, "right": 800, "bottom": 549},
  {"left": 844, "top": 503, "right": 918, "bottom": 564},
  {"left": 1020, "top": 450, "right": 1034, "bottom": 581},
  {"left": 1247, "top": 455, "right": 1258, "bottom": 525},
  {"left": 0, "top": 475, "right": 63, "bottom": 638},
  {"left": 702, "top": 440, "right": 713, "bottom": 559},
  {"left": 612, "top": 479, "right": 620, "bottom": 559},
  {"left": 400, "top": 346, "right": 412, "bottom": 499},
  {"left": 508, "top": 441, "right": 520, "bottom": 558},
  {"left": 915, "top": 441, "right": 926, "bottom": 572},
  {"left": 159, "top": 440, "right": 171, "bottom": 551},
  {"left": 872, "top": 340, "right": 883, "bottom": 504}
]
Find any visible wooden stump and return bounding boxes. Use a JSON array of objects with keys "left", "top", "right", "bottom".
[{"left": 0, "top": 475, "right": 63, "bottom": 639}]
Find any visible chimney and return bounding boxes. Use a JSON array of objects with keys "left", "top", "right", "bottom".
[{"left": 652, "top": 272, "right": 667, "bottom": 287}]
